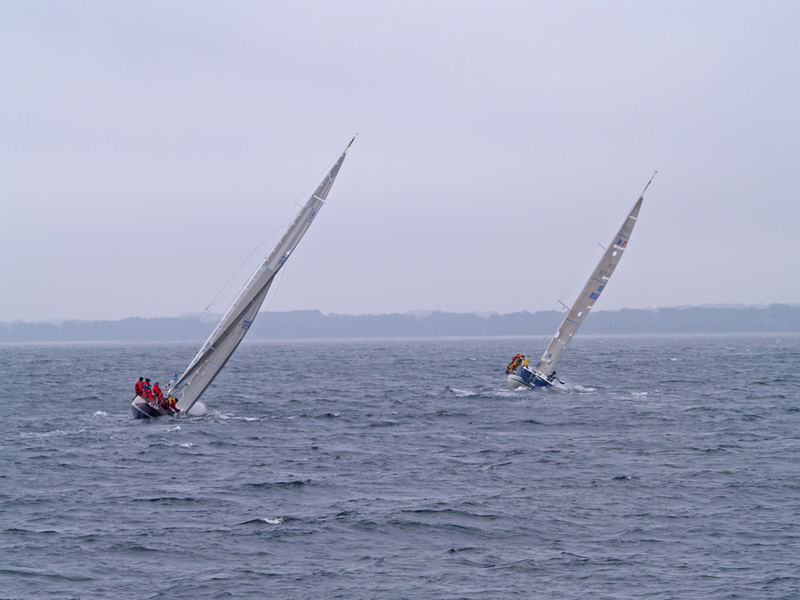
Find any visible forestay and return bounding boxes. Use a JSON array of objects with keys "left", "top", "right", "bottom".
[
  {"left": 169, "top": 139, "right": 354, "bottom": 414},
  {"left": 534, "top": 183, "right": 650, "bottom": 379}
]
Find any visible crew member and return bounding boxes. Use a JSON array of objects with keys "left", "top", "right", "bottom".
[
  {"left": 153, "top": 382, "right": 164, "bottom": 404},
  {"left": 506, "top": 353, "right": 523, "bottom": 374},
  {"left": 135, "top": 377, "right": 144, "bottom": 397}
]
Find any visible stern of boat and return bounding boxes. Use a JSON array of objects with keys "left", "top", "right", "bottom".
[
  {"left": 131, "top": 395, "right": 173, "bottom": 419},
  {"left": 507, "top": 373, "right": 531, "bottom": 390}
]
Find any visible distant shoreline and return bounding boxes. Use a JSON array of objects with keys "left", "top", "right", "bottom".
[{"left": 2, "top": 304, "right": 799, "bottom": 343}]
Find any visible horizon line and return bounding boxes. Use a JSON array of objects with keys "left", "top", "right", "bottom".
[{"left": 3, "top": 302, "right": 800, "bottom": 325}]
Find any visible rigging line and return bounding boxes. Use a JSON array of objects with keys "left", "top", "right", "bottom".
[
  {"left": 213, "top": 144, "right": 349, "bottom": 307},
  {"left": 554, "top": 194, "right": 630, "bottom": 311},
  {"left": 242, "top": 144, "right": 346, "bottom": 277},
  {"left": 254, "top": 142, "right": 352, "bottom": 317},
  {"left": 640, "top": 170, "right": 658, "bottom": 197},
  {"left": 198, "top": 141, "right": 351, "bottom": 322},
  {"left": 201, "top": 221, "right": 288, "bottom": 313},
  {"left": 200, "top": 167, "right": 328, "bottom": 314},
  {"left": 289, "top": 143, "right": 351, "bottom": 210},
  {"left": 287, "top": 136, "right": 354, "bottom": 210},
  {"left": 260, "top": 262, "right": 288, "bottom": 314},
  {"left": 555, "top": 241, "right": 602, "bottom": 313},
  {"left": 555, "top": 174, "right": 652, "bottom": 311},
  {"left": 175, "top": 311, "right": 215, "bottom": 346}
]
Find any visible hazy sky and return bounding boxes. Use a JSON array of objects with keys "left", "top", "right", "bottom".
[{"left": 2, "top": 0, "right": 798, "bottom": 322}]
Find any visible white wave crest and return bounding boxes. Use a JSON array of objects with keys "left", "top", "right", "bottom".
[
  {"left": 21, "top": 428, "right": 86, "bottom": 439},
  {"left": 188, "top": 401, "right": 207, "bottom": 416},
  {"left": 449, "top": 387, "right": 477, "bottom": 398},
  {"left": 573, "top": 385, "right": 596, "bottom": 392}
]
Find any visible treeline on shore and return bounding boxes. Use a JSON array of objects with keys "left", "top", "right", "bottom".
[{"left": 1, "top": 304, "right": 799, "bottom": 343}]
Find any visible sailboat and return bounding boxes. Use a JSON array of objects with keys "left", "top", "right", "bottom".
[
  {"left": 507, "top": 174, "right": 655, "bottom": 390},
  {"left": 131, "top": 137, "right": 355, "bottom": 418}
]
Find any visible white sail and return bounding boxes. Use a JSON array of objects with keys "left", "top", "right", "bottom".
[
  {"left": 169, "top": 138, "right": 354, "bottom": 413},
  {"left": 533, "top": 176, "right": 653, "bottom": 380}
]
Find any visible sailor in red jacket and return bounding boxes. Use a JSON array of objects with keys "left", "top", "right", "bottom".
[
  {"left": 153, "top": 382, "right": 164, "bottom": 404},
  {"left": 134, "top": 377, "right": 144, "bottom": 397},
  {"left": 143, "top": 378, "right": 153, "bottom": 400}
]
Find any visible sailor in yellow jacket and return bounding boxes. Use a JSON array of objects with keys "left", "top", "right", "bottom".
[{"left": 506, "top": 353, "right": 524, "bottom": 374}]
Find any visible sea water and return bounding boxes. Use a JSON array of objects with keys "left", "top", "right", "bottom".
[{"left": 1, "top": 334, "right": 799, "bottom": 599}]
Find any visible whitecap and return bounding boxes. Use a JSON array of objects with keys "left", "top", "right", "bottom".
[
  {"left": 21, "top": 428, "right": 87, "bottom": 439},
  {"left": 165, "top": 425, "right": 181, "bottom": 432},
  {"left": 449, "top": 387, "right": 477, "bottom": 398},
  {"left": 261, "top": 517, "right": 283, "bottom": 525},
  {"left": 631, "top": 391, "right": 648, "bottom": 397},
  {"left": 188, "top": 401, "right": 207, "bottom": 416},
  {"left": 93, "top": 411, "right": 108, "bottom": 417},
  {"left": 178, "top": 442, "right": 194, "bottom": 448}
]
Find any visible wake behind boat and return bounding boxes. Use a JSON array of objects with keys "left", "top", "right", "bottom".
[
  {"left": 131, "top": 137, "right": 355, "bottom": 418},
  {"left": 507, "top": 173, "right": 655, "bottom": 390}
]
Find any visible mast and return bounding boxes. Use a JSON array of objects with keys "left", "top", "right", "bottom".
[
  {"left": 533, "top": 173, "right": 655, "bottom": 379},
  {"left": 169, "top": 138, "right": 355, "bottom": 413}
]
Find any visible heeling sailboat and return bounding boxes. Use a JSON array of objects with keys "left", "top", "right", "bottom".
[
  {"left": 507, "top": 173, "right": 656, "bottom": 390},
  {"left": 131, "top": 137, "right": 355, "bottom": 419}
]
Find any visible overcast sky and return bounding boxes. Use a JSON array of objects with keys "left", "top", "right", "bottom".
[{"left": 1, "top": 0, "right": 798, "bottom": 322}]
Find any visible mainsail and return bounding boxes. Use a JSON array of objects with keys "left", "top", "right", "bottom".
[
  {"left": 532, "top": 174, "right": 654, "bottom": 381},
  {"left": 169, "top": 138, "right": 354, "bottom": 414}
]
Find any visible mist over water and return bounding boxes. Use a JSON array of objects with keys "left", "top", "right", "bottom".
[{"left": 2, "top": 335, "right": 799, "bottom": 598}]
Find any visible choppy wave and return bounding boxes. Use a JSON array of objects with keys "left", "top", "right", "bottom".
[
  {"left": 447, "top": 386, "right": 478, "bottom": 398},
  {"left": 3, "top": 335, "right": 800, "bottom": 599}
]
